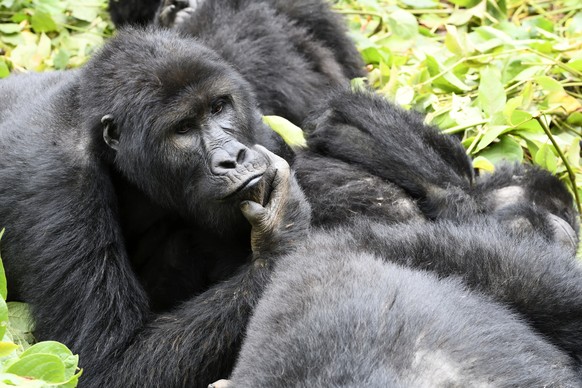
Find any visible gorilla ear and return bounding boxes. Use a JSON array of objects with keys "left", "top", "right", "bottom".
[{"left": 101, "top": 114, "right": 120, "bottom": 151}]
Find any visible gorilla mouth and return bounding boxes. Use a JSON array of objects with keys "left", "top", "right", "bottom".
[{"left": 222, "top": 174, "right": 264, "bottom": 200}]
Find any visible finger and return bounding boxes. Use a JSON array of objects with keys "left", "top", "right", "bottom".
[{"left": 240, "top": 200, "right": 266, "bottom": 227}]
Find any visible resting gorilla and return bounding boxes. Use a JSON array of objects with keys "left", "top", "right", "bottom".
[
  {"left": 108, "top": 0, "right": 364, "bottom": 125},
  {"left": 229, "top": 218, "right": 582, "bottom": 387},
  {"left": 0, "top": 27, "right": 580, "bottom": 388}
]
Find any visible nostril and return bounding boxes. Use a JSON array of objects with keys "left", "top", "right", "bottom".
[
  {"left": 236, "top": 148, "right": 246, "bottom": 164},
  {"left": 218, "top": 159, "right": 237, "bottom": 170}
]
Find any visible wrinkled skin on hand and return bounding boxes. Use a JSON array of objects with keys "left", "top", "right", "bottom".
[{"left": 239, "top": 145, "right": 311, "bottom": 261}]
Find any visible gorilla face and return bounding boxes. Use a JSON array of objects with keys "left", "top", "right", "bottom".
[{"left": 81, "top": 28, "right": 275, "bottom": 230}]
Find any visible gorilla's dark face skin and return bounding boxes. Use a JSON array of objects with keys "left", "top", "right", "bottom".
[{"left": 81, "top": 28, "right": 284, "bottom": 232}]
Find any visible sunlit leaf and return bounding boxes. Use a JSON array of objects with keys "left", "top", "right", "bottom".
[
  {"left": 30, "top": 11, "right": 57, "bottom": 33},
  {"left": 262, "top": 116, "right": 306, "bottom": 148}
]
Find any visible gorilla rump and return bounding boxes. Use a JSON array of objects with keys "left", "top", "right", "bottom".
[{"left": 109, "top": 0, "right": 364, "bottom": 125}]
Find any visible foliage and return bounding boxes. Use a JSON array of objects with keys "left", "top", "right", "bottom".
[
  {"left": 335, "top": 0, "right": 582, "bottom": 214},
  {"left": 0, "top": 230, "right": 82, "bottom": 387},
  {"left": 0, "top": 0, "right": 113, "bottom": 74}
]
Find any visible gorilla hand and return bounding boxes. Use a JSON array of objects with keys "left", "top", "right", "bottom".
[
  {"left": 240, "top": 145, "right": 311, "bottom": 261},
  {"left": 157, "top": 0, "right": 197, "bottom": 28}
]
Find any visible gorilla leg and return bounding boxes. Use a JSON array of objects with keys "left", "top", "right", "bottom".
[
  {"left": 303, "top": 89, "right": 475, "bottom": 219},
  {"left": 294, "top": 150, "right": 425, "bottom": 227}
]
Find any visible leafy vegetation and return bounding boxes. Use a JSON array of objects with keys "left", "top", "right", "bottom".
[
  {"left": 0, "top": 230, "right": 81, "bottom": 387},
  {"left": 337, "top": 0, "right": 582, "bottom": 214},
  {"left": 1, "top": 0, "right": 580, "bottom": 213},
  {"left": 0, "top": 0, "right": 112, "bottom": 75}
]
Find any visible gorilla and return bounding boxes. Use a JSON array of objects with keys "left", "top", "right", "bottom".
[
  {"left": 108, "top": 0, "right": 365, "bottom": 125},
  {"left": 0, "top": 29, "right": 311, "bottom": 387},
  {"left": 0, "top": 19, "right": 580, "bottom": 388},
  {"left": 230, "top": 218, "right": 582, "bottom": 387}
]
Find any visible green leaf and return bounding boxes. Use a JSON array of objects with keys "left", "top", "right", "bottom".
[
  {"left": 0, "top": 61, "right": 9, "bottom": 79},
  {"left": 0, "top": 23, "right": 22, "bottom": 34},
  {"left": 0, "top": 229, "right": 7, "bottom": 300},
  {"left": 449, "top": 0, "right": 482, "bottom": 7},
  {"left": 478, "top": 66, "right": 506, "bottom": 117},
  {"left": 7, "top": 302, "right": 35, "bottom": 348},
  {"left": 535, "top": 76, "right": 563, "bottom": 93},
  {"left": 399, "top": 0, "right": 438, "bottom": 7},
  {"left": 0, "top": 341, "right": 17, "bottom": 357},
  {"left": 30, "top": 11, "right": 58, "bottom": 33},
  {"left": 386, "top": 10, "right": 418, "bottom": 39},
  {"left": 6, "top": 353, "right": 66, "bottom": 383},
  {"left": 70, "top": 6, "right": 99, "bottom": 22},
  {"left": 262, "top": 116, "right": 306, "bottom": 148},
  {"left": 53, "top": 49, "right": 71, "bottom": 70},
  {"left": 425, "top": 54, "right": 471, "bottom": 93},
  {"left": 22, "top": 341, "right": 78, "bottom": 379},
  {"left": 478, "top": 135, "right": 523, "bottom": 164},
  {"left": 475, "top": 125, "right": 510, "bottom": 153},
  {"left": 472, "top": 156, "right": 495, "bottom": 172},
  {"left": 534, "top": 144, "right": 558, "bottom": 173},
  {"left": 566, "top": 112, "right": 582, "bottom": 126}
]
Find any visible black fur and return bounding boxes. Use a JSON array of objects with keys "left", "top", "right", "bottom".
[
  {"left": 111, "top": 0, "right": 364, "bottom": 125},
  {"left": 108, "top": 0, "right": 160, "bottom": 26},
  {"left": 0, "top": 28, "right": 312, "bottom": 387},
  {"left": 1, "top": 6, "right": 580, "bottom": 387},
  {"left": 231, "top": 218, "right": 582, "bottom": 386}
]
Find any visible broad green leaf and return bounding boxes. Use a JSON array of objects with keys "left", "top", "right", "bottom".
[
  {"left": 534, "top": 144, "right": 558, "bottom": 173},
  {"left": 0, "top": 229, "right": 6, "bottom": 300},
  {"left": 0, "top": 341, "right": 17, "bottom": 357},
  {"left": 566, "top": 137, "right": 580, "bottom": 168},
  {"left": 449, "top": 0, "right": 481, "bottom": 7},
  {"left": 535, "top": 76, "right": 563, "bottom": 93},
  {"left": 0, "top": 372, "right": 45, "bottom": 387},
  {"left": 0, "top": 23, "right": 21, "bottom": 34},
  {"left": 425, "top": 54, "right": 471, "bottom": 93},
  {"left": 566, "top": 112, "right": 582, "bottom": 126},
  {"left": 53, "top": 49, "right": 71, "bottom": 70},
  {"left": 70, "top": 6, "right": 99, "bottom": 22},
  {"left": 475, "top": 125, "right": 510, "bottom": 153},
  {"left": 0, "top": 299, "right": 9, "bottom": 344},
  {"left": 7, "top": 302, "right": 35, "bottom": 349},
  {"left": 30, "top": 11, "right": 57, "bottom": 33},
  {"left": 37, "top": 33, "right": 52, "bottom": 60},
  {"left": 262, "top": 116, "right": 306, "bottom": 148},
  {"left": 0, "top": 60, "right": 9, "bottom": 79},
  {"left": 22, "top": 341, "right": 78, "bottom": 379},
  {"left": 6, "top": 353, "right": 66, "bottom": 383},
  {"left": 399, "top": 0, "right": 438, "bottom": 7},
  {"left": 395, "top": 86, "right": 414, "bottom": 106},
  {"left": 478, "top": 135, "right": 523, "bottom": 164},
  {"left": 472, "top": 156, "right": 495, "bottom": 172},
  {"left": 386, "top": 10, "right": 418, "bottom": 39},
  {"left": 445, "top": 24, "right": 473, "bottom": 56},
  {"left": 478, "top": 66, "right": 506, "bottom": 117}
]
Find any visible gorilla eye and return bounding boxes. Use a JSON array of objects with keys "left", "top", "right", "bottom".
[
  {"left": 175, "top": 125, "right": 191, "bottom": 135},
  {"left": 210, "top": 96, "right": 229, "bottom": 115}
]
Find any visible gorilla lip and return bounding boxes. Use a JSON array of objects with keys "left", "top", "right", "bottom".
[{"left": 222, "top": 173, "right": 264, "bottom": 200}]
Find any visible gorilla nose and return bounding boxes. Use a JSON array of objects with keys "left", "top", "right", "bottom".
[{"left": 210, "top": 143, "right": 251, "bottom": 174}]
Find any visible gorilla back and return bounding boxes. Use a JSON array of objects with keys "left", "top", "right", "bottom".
[{"left": 0, "top": 28, "right": 311, "bottom": 387}]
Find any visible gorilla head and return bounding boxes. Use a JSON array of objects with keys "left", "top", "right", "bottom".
[{"left": 80, "top": 28, "right": 285, "bottom": 231}]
